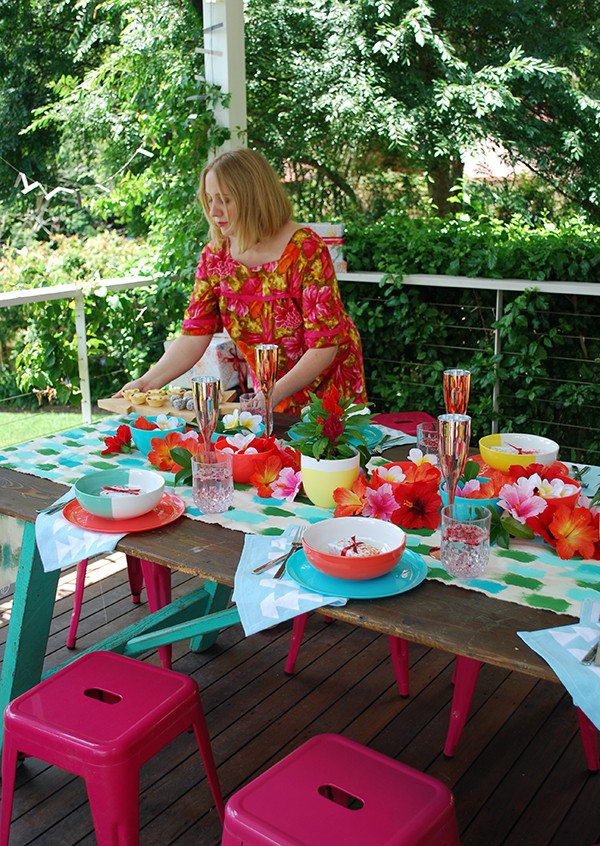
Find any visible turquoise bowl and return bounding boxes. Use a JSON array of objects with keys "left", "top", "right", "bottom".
[
  {"left": 74, "top": 469, "right": 165, "bottom": 520},
  {"left": 440, "top": 479, "right": 501, "bottom": 514},
  {"left": 129, "top": 415, "right": 186, "bottom": 457}
]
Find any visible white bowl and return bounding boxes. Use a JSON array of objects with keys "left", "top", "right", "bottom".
[{"left": 74, "top": 469, "right": 165, "bottom": 520}]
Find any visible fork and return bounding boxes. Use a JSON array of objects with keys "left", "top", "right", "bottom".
[
  {"left": 252, "top": 526, "right": 304, "bottom": 576},
  {"left": 581, "top": 639, "right": 600, "bottom": 665}
]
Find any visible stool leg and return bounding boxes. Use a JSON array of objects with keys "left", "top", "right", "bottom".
[
  {"left": 576, "top": 707, "right": 599, "bottom": 772},
  {"left": 388, "top": 635, "right": 410, "bottom": 697},
  {"left": 190, "top": 702, "right": 225, "bottom": 822},
  {"left": 0, "top": 737, "right": 19, "bottom": 846},
  {"left": 140, "top": 559, "right": 172, "bottom": 670},
  {"left": 85, "top": 767, "right": 140, "bottom": 846},
  {"left": 66, "top": 558, "right": 89, "bottom": 649},
  {"left": 285, "top": 613, "right": 308, "bottom": 674},
  {"left": 126, "top": 555, "right": 144, "bottom": 604},
  {"left": 444, "top": 656, "right": 481, "bottom": 757}
]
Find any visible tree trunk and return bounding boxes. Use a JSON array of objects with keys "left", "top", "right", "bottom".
[{"left": 427, "top": 157, "right": 464, "bottom": 216}]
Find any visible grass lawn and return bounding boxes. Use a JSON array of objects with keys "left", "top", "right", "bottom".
[{"left": 0, "top": 408, "right": 109, "bottom": 449}]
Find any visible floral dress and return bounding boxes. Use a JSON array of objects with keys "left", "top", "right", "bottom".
[{"left": 182, "top": 227, "right": 367, "bottom": 414}]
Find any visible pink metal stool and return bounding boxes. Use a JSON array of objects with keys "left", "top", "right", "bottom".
[
  {"left": 0, "top": 651, "right": 224, "bottom": 845},
  {"left": 221, "top": 734, "right": 460, "bottom": 846}
]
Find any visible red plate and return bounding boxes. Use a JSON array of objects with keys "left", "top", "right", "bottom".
[{"left": 62, "top": 492, "right": 186, "bottom": 533}]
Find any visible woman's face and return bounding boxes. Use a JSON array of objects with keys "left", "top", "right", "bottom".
[{"left": 205, "top": 170, "right": 237, "bottom": 238}]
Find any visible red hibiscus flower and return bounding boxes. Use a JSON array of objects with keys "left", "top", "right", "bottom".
[
  {"left": 393, "top": 481, "right": 442, "bottom": 530},
  {"left": 101, "top": 425, "right": 132, "bottom": 454},
  {"left": 274, "top": 302, "right": 302, "bottom": 331}
]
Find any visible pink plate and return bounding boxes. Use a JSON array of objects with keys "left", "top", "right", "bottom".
[{"left": 63, "top": 492, "right": 186, "bottom": 533}]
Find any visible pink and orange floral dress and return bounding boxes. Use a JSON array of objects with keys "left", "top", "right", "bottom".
[{"left": 182, "top": 227, "right": 367, "bottom": 414}]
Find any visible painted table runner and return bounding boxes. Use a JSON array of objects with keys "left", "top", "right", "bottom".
[{"left": 0, "top": 415, "right": 599, "bottom": 619}]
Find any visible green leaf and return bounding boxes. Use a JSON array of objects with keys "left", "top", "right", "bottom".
[{"left": 501, "top": 514, "right": 535, "bottom": 540}]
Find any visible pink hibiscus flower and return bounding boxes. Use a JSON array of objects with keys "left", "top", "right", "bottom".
[
  {"left": 303, "top": 285, "right": 334, "bottom": 321},
  {"left": 362, "top": 483, "right": 398, "bottom": 522},
  {"left": 271, "top": 467, "right": 302, "bottom": 501},
  {"left": 498, "top": 476, "right": 548, "bottom": 524}
]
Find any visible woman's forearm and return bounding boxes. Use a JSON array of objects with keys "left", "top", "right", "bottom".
[
  {"left": 116, "top": 334, "right": 212, "bottom": 395},
  {"left": 272, "top": 346, "right": 338, "bottom": 408}
]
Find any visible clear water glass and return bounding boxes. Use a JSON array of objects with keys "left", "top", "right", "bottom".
[
  {"left": 239, "top": 392, "right": 265, "bottom": 421},
  {"left": 192, "top": 450, "right": 234, "bottom": 513},
  {"left": 440, "top": 503, "right": 491, "bottom": 579},
  {"left": 416, "top": 421, "right": 439, "bottom": 459}
]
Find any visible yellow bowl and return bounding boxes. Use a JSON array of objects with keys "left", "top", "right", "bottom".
[{"left": 479, "top": 433, "right": 559, "bottom": 472}]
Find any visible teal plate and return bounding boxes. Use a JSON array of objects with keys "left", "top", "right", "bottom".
[
  {"left": 287, "top": 424, "right": 384, "bottom": 452},
  {"left": 286, "top": 548, "right": 427, "bottom": 599}
]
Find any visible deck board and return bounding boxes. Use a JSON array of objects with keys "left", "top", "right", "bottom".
[{"left": 1, "top": 553, "right": 599, "bottom": 846}]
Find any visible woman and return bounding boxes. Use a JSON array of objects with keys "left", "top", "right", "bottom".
[{"left": 118, "top": 147, "right": 367, "bottom": 414}]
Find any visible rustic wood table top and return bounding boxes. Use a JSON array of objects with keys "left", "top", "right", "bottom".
[{"left": 0, "top": 424, "right": 575, "bottom": 685}]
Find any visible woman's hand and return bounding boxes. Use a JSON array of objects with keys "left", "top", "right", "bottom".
[
  {"left": 113, "top": 377, "right": 146, "bottom": 398},
  {"left": 113, "top": 334, "right": 214, "bottom": 398}
]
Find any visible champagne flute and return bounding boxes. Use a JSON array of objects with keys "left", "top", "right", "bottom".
[
  {"left": 438, "top": 413, "right": 471, "bottom": 507},
  {"left": 443, "top": 369, "right": 471, "bottom": 414},
  {"left": 255, "top": 344, "right": 278, "bottom": 438},
  {"left": 191, "top": 376, "right": 221, "bottom": 449}
]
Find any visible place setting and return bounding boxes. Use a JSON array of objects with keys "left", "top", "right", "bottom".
[{"left": 34, "top": 467, "right": 185, "bottom": 574}]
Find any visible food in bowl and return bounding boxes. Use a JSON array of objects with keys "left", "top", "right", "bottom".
[
  {"left": 479, "top": 433, "right": 559, "bottom": 473},
  {"left": 302, "top": 517, "right": 406, "bottom": 581},
  {"left": 74, "top": 469, "right": 165, "bottom": 520}
]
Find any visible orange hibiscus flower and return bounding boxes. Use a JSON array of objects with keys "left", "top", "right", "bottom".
[
  {"left": 148, "top": 432, "right": 200, "bottom": 472},
  {"left": 250, "top": 455, "right": 283, "bottom": 498},
  {"left": 528, "top": 505, "right": 598, "bottom": 560},
  {"left": 333, "top": 475, "right": 368, "bottom": 516}
]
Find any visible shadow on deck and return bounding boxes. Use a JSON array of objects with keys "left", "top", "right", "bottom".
[{"left": 0, "top": 554, "right": 598, "bottom": 845}]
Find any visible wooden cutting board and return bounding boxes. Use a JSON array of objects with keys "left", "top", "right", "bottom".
[{"left": 98, "top": 390, "right": 239, "bottom": 423}]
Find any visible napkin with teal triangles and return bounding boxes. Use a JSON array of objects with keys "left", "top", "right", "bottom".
[
  {"left": 35, "top": 488, "right": 127, "bottom": 573},
  {"left": 518, "top": 598, "right": 600, "bottom": 730},
  {"left": 233, "top": 526, "right": 347, "bottom": 636}
]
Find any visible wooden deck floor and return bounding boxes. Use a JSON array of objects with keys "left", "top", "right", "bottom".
[{"left": 1, "top": 553, "right": 598, "bottom": 846}]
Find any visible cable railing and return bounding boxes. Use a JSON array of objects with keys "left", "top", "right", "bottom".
[{"left": 1, "top": 271, "right": 598, "bottom": 458}]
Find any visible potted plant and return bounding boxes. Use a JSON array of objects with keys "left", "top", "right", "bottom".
[{"left": 290, "top": 387, "right": 371, "bottom": 508}]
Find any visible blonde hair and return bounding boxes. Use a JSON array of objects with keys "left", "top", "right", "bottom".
[{"left": 199, "top": 148, "right": 293, "bottom": 252}]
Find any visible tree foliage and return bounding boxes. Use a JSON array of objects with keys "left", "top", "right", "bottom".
[{"left": 245, "top": 0, "right": 600, "bottom": 219}]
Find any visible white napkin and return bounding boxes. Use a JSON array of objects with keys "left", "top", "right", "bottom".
[
  {"left": 232, "top": 526, "right": 347, "bottom": 636},
  {"left": 35, "top": 488, "right": 127, "bottom": 573},
  {"left": 518, "top": 598, "right": 600, "bottom": 731}
]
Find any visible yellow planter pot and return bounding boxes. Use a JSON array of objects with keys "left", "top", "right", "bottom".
[{"left": 300, "top": 452, "right": 360, "bottom": 509}]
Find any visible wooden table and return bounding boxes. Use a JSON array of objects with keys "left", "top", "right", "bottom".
[{"left": 6, "top": 407, "right": 596, "bottom": 759}]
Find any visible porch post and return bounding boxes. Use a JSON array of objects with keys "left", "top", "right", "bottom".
[{"left": 202, "top": 0, "right": 247, "bottom": 151}]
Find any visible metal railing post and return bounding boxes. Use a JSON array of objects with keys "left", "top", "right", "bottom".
[{"left": 73, "top": 291, "right": 92, "bottom": 425}]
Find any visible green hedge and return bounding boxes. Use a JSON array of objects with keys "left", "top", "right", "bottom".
[
  {"left": 342, "top": 213, "right": 600, "bottom": 463},
  {"left": 1, "top": 215, "right": 598, "bottom": 464}
]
